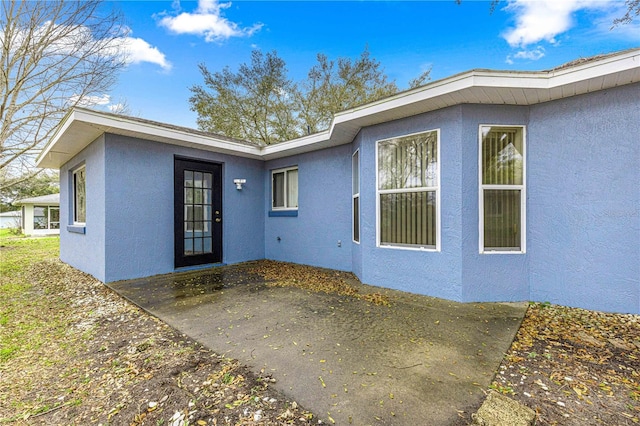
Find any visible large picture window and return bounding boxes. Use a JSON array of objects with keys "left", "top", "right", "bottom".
[
  {"left": 377, "top": 130, "right": 439, "bottom": 250},
  {"left": 272, "top": 167, "right": 298, "bottom": 210},
  {"left": 73, "top": 166, "right": 86, "bottom": 224},
  {"left": 352, "top": 150, "right": 360, "bottom": 243},
  {"left": 479, "top": 125, "right": 526, "bottom": 253}
]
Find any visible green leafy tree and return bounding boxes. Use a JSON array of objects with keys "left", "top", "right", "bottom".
[
  {"left": 190, "top": 48, "right": 431, "bottom": 144},
  {"left": 0, "top": 0, "right": 127, "bottom": 191},
  {"left": 0, "top": 171, "right": 58, "bottom": 212},
  {"left": 297, "top": 48, "right": 399, "bottom": 134},
  {"left": 189, "top": 50, "right": 299, "bottom": 144}
]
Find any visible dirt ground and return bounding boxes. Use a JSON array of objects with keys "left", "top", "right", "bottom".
[
  {"left": 490, "top": 303, "right": 640, "bottom": 425},
  {"left": 1, "top": 255, "right": 639, "bottom": 425},
  {"left": 1, "top": 259, "right": 313, "bottom": 425}
]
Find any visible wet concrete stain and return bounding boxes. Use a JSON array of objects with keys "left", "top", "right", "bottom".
[{"left": 109, "top": 260, "right": 527, "bottom": 425}]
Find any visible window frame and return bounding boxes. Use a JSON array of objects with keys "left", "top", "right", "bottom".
[
  {"left": 49, "top": 206, "right": 60, "bottom": 229},
  {"left": 33, "top": 206, "right": 48, "bottom": 230},
  {"left": 73, "top": 165, "right": 86, "bottom": 225},
  {"left": 352, "top": 149, "right": 360, "bottom": 244},
  {"left": 478, "top": 124, "right": 526, "bottom": 254},
  {"left": 375, "top": 129, "right": 441, "bottom": 252},
  {"left": 271, "top": 166, "right": 298, "bottom": 211}
]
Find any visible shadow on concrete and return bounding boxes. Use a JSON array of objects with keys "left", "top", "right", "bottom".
[{"left": 108, "top": 261, "right": 526, "bottom": 425}]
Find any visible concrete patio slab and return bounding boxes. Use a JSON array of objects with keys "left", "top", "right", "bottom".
[{"left": 108, "top": 261, "right": 526, "bottom": 425}]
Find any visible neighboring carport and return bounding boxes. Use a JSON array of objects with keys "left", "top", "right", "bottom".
[{"left": 109, "top": 261, "right": 526, "bottom": 425}]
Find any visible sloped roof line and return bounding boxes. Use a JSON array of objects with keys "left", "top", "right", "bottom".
[
  {"left": 36, "top": 47, "right": 640, "bottom": 169},
  {"left": 14, "top": 193, "right": 60, "bottom": 206}
]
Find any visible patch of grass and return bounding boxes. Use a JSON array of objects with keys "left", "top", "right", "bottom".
[
  {"left": 0, "top": 228, "right": 22, "bottom": 239},
  {"left": 0, "top": 236, "right": 58, "bottom": 276},
  {"left": 490, "top": 382, "right": 515, "bottom": 395},
  {"left": 0, "top": 236, "right": 68, "bottom": 416}
]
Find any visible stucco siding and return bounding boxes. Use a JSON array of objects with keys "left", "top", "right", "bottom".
[
  {"left": 55, "top": 82, "right": 639, "bottom": 314},
  {"left": 351, "top": 133, "right": 364, "bottom": 280},
  {"left": 102, "top": 135, "right": 265, "bottom": 282},
  {"left": 264, "top": 145, "right": 352, "bottom": 271},
  {"left": 356, "top": 106, "right": 464, "bottom": 301},
  {"left": 527, "top": 83, "right": 640, "bottom": 314},
  {"left": 460, "top": 104, "right": 530, "bottom": 303},
  {"left": 60, "top": 135, "right": 106, "bottom": 281}
]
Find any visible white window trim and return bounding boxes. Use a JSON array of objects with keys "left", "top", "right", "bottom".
[
  {"left": 73, "top": 165, "right": 86, "bottom": 225},
  {"left": 49, "top": 206, "right": 60, "bottom": 229},
  {"left": 375, "top": 129, "right": 441, "bottom": 252},
  {"left": 478, "top": 124, "right": 526, "bottom": 254},
  {"left": 271, "top": 166, "right": 298, "bottom": 211},
  {"left": 352, "top": 149, "right": 360, "bottom": 244}
]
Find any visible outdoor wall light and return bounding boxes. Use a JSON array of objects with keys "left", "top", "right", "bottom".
[{"left": 233, "top": 179, "right": 246, "bottom": 190}]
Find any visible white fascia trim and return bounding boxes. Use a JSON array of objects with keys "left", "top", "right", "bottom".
[
  {"left": 36, "top": 108, "right": 76, "bottom": 167},
  {"left": 37, "top": 49, "right": 640, "bottom": 169},
  {"left": 335, "top": 49, "right": 640, "bottom": 119},
  {"left": 261, "top": 130, "right": 332, "bottom": 158},
  {"left": 75, "top": 109, "right": 263, "bottom": 157},
  {"left": 36, "top": 108, "right": 263, "bottom": 168}
]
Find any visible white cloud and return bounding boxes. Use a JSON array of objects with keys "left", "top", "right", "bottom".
[
  {"left": 69, "top": 93, "right": 111, "bottom": 107},
  {"left": 506, "top": 46, "right": 546, "bottom": 64},
  {"left": 1, "top": 21, "right": 171, "bottom": 71},
  {"left": 158, "top": 0, "right": 262, "bottom": 42},
  {"left": 69, "top": 94, "right": 128, "bottom": 113},
  {"left": 120, "top": 36, "right": 172, "bottom": 71},
  {"left": 502, "top": 0, "right": 615, "bottom": 47},
  {"left": 108, "top": 103, "right": 124, "bottom": 113}
]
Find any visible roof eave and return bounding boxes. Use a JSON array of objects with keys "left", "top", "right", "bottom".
[
  {"left": 37, "top": 48, "right": 640, "bottom": 168},
  {"left": 36, "top": 109, "right": 264, "bottom": 169}
]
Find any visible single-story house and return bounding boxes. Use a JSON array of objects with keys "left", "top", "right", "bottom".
[
  {"left": 14, "top": 194, "right": 60, "bottom": 236},
  {"left": 37, "top": 48, "right": 640, "bottom": 314},
  {"left": 0, "top": 210, "right": 21, "bottom": 229}
]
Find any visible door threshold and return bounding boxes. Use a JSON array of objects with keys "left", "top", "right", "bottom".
[{"left": 174, "top": 263, "right": 227, "bottom": 273}]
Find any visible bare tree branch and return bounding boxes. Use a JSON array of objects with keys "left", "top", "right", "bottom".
[{"left": 0, "top": 0, "right": 127, "bottom": 189}]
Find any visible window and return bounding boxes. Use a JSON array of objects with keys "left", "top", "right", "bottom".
[
  {"left": 272, "top": 167, "right": 298, "bottom": 210},
  {"left": 73, "top": 166, "right": 86, "bottom": 224},
  {"left": 33, "top": 206, "right": 60, "bottom": 230},
  {"left": 34, "top": 206, "right": 48, "bottom": 229},
  {"left": 183, "top": 170, "right": 213, "bottom": 255},
  {"left": 352, "top": 150, "right": 360, "bottom": 243},
  {"left": 377, "top": 129, "right": 440, "bottom": 250},
  {"left": 49, "top": 207, "right": 60, "bottom": 229},
  {"left": 479, "top": 125, "right": 526, "bottom": 253}
]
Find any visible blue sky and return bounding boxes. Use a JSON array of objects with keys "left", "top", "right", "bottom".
[{"left": 95, "top": 0, "right": 639, "bottom": 128}]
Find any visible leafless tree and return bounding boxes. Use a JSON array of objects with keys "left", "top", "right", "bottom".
[{"left": 0, "top": 0, "right": 127, "bottom": 190}]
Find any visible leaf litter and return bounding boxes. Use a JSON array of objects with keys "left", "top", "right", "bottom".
[
  {"left": 488, "top": 302, "right": 640, "bottom": 426},
  {"left": 0, "top": 259, "right": 314, "bottom": 425},
  {"left": 3, "top": 248, "right": 639, "bottom": 426},
  {"left": 252, "top": 260, "right": 391, "bottom": 306}
]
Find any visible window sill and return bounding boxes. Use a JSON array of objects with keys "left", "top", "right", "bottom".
[
  {"left": 67, "top": 225, "right": 86, "bottom": 234},
  {"left": 268, "top": 210, "right": 298, "bottom": 217},
  {"left": 378, "top": 243, "right": 439, "bottom": 252}
]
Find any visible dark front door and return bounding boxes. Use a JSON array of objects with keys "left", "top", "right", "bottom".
[{"left": 174, "top": 157, "right": 222, "bottom": 268}]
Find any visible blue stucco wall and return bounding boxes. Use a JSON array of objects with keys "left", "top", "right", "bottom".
[
  {"left": 264, "top": 145, "right": 353, "bottom": 271},
  {"left": 101, "top": 135, "right": 265, "bottom": 282},
  {"left": 460, "top": 105, "right": 530, "bottom": 303},
  {"left": 60, "top": 135, "right": 106, "bottom": 281},
  {"left": 57, "top": 84, "right": 639, "bottom": 314},
  {"left": 351, "top": 134, "right": 364, "bottom": 280},
  {"left": 527, "top": 84, "right": 640, "bottom": 314},
  {"left": 355, "top": 106, "right": 465, "bottom": 301}
]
